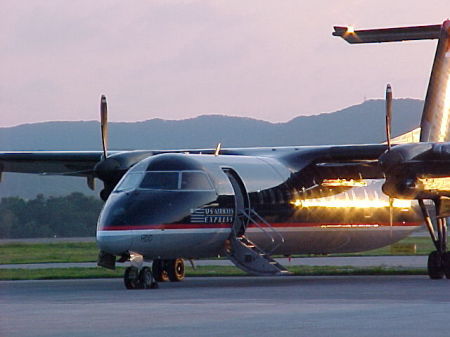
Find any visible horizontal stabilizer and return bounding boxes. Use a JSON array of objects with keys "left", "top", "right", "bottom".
[{"left": 333, "top": 24, "right": 441, "bottom": 44}]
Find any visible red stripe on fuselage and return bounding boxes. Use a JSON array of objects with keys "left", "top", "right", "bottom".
[
  {"left": 247, "top": 222, "right": 420, "bottom": 228},
  {"left": 100, "top": 222, "right": 421, "bottom": 231},
  {"left": 101, "top": 224, "right": 232, "bottom": 231}
]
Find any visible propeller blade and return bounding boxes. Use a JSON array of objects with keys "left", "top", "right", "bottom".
[
  {"left": 385, "top": 84, "right": 392, "bottom": 150},
  {"left": 100, "top": 95, "right": 108, "bottom": 158},
  {"left": 385, "top": 85, "right": 394, "bottom": 225},
  {"left": 388, "top": 196, "right": 393, "bottom": 228}
]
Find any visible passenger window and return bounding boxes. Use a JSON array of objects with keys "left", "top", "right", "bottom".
[
  {"left": 181, "top": 172, "right": 213, "bottom": 190},
  {"left": 140, "top": 172, "right": 179, "bottom": 190}
]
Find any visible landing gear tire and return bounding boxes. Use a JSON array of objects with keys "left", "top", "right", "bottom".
[
  {"left": 441, "top": 252, "right": 450, "bottom": 279},
  {"left": 427, "top": 251, "right": 444, "bottom": 279},
  {"left": 167, "top": 258, "right": 185, "bottom": 282},
  {"left": 152, "top": 259, "right": 170, "bottom": 282},
  {"left": 139, "top": 267, "right": 158, "bottom": 289},
  {"left": 124, "top": 266, "right": 140, "bottom": 289}
]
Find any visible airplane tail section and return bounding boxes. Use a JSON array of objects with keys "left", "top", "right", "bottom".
[
  {"left": 420, "top": 21, "right": 450, "bottom": 142},
  {"left": 334, "top": 20, "right": 450, "bottom": 142}
]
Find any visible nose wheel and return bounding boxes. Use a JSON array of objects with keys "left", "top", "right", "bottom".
[
  {"left": 124, "top": 266, "right": 158, "bottom": 289},
  {"left": 123, "top": 259, "right": 185, "bottom": 289}
]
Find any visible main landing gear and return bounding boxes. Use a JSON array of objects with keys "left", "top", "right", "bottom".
[
  {"left": 123, "top": 258, "right": 185, "bottom": 289},
  {"left": 418, "top": 200, "right": 450, "bottom": 279},
  {"left": 152, "top": 258, "right": 185, "bottom": 282}
]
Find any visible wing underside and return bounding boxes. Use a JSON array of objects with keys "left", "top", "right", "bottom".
[{"left": 0, "top": 152, "right": 103, "bottom": 176}]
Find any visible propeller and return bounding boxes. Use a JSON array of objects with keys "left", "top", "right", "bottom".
[
  {"left": 94, "top": 94, "right": 154, "bottom": 201},
  {"left": 385, "top": 84, "right": 392, "bottom": 151},
  {"left": 385, "top": 84, "right": 393, "bottom": 227},
  {"left": 379, "top": 85, "right": 450, "bottom": 264},
  {"left": 96, "top": 94, "right": 115, "bottom": 200},
  {"left": 100, "top": 95, "right": 108, "bottom": 159}
]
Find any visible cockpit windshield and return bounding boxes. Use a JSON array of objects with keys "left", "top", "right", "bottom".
[
  {"left": 114, "top": 170, "right": 214, "bottom": 192},
  {"left": 140, "top": 172, "right": 179, "bottom": 190}
]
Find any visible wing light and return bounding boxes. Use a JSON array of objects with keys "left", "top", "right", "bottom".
[
  {"left": 291, "top": 197, "right": 411, "bottom": 209},
  {"left": 346, "top": 26, "right": 355, "bottom": 34},
  {"left": 321, "top": 179, "right": 367, "bottom": 187}
]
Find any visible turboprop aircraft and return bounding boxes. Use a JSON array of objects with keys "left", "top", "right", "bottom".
[{"left": 1, "top": 21, "right": 450, "bottom": 289}]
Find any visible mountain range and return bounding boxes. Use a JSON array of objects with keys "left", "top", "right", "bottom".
[{"left": 0, "top": 98, "right": 424, "bottom": 198}]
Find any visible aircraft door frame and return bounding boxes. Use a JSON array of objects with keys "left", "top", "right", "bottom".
[{"left": 222, "top": 168, "right": 250, "bottom": 236}]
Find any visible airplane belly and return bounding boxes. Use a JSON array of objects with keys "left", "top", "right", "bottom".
[
  {"left": 246, "top": 225, "right": 420, "bottom": 255},
  {"left": 246, "top": 180, "right": 423, "bottom": 255}
]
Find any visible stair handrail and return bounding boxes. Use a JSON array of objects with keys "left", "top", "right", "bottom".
[
  {"left": 248, "top": 208, "right": 285, "bottom": 253},
  {"left": 237, "top": 210, "right": 274, "bottom": 244},
  {"left": 239, "top": 208, "right": 285, "bottom": 254}
]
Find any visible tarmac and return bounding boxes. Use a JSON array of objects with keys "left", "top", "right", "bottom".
[
  {"left": 2, "top": 234, "right": 443, "bottom": 336},
  {"left": 1, "top": 275, "right": 450, "bottom": 337},
  {"left": 0, "top": 255, "right": 428, "bottom": 269}
]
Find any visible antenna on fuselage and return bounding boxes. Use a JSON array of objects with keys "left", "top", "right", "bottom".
[{"left": 214, "top": 143, "right": 222, "bottom": 156}]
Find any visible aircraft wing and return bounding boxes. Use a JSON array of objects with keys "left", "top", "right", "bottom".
[
  {"left": 283, "top": 142, "right": 450, "bottom": 200},
  {"left": 0, "top": 151, "right": 103, "bottom": 176},
  {"left": 280, "top": 144, "right": 386, "bottom": 178}
]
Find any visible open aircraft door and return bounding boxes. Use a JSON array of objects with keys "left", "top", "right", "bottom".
[{"left": 222, "top": 168, "right": 250, "bottom": 236}]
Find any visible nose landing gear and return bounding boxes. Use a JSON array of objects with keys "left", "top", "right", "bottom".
[
  {"left": 124, "top": 266, "right": 159, "bottom": 289},
  {"left": 123, "top": 258, "right": 186, "bottom": 289}
]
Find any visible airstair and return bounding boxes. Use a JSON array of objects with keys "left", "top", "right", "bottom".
[{"left": 225, "top": 208, "right": 292, "bottom": 276}]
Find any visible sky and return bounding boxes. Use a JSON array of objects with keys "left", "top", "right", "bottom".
[{"left": 1, "top": 0, "right": 449, "bottom": 127}]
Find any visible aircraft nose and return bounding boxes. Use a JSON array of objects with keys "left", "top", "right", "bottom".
[
  {"left": 96, "top": 229, "right": 133, "bottom": 256},
  {"left": 96, "top": 194, "right": 135, "bottom": 255}
]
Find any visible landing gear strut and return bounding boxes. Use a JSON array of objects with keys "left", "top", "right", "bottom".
[{"left": 419, "top": 199, "right": 450, "bottom": 279}]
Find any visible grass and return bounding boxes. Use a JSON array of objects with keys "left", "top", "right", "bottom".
[
  {"left": 0, "top": 267, "right": 125, "bottom": 280},
  {"left": 0, "top": 265, "right": 427, "bottom": 281},
  {"left": 0, "top": 242, "right": 98, "bottom": 264},
  {"left": 0, "top": 236, "right": 437, "bottom": 265}
]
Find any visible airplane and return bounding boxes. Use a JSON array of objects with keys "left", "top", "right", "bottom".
[{"left": 1, "top": 21, "right": 450, "bottom": 289}]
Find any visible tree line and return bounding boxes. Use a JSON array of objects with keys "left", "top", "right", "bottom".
[{"left": 0, "top": 193, "right": 103, "bottom": 238}]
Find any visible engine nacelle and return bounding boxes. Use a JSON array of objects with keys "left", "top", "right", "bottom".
[{"left": 380, "top": 142, "right": 450, "bottom": 200}]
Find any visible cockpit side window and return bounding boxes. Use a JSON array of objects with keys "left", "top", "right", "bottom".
[{"left": 115, "top": 173, "right": 144, "bottom": 192}]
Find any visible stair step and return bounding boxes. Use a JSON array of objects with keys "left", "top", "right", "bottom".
[{"left": 226, "top": 235, "right": 290, "bottom": 276}]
